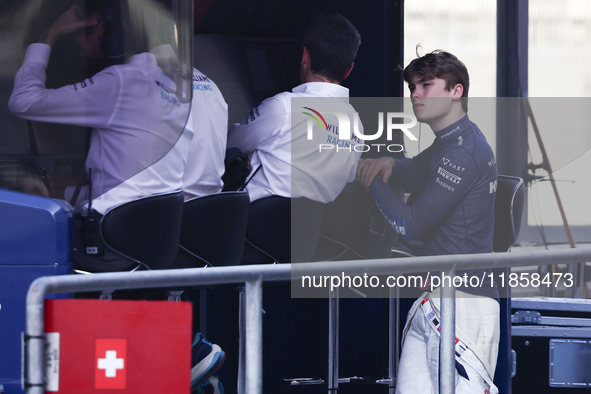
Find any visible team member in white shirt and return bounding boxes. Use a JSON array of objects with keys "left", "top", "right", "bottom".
[
  {"left": 9, "top": 3, "right": 226, "bottom": 387},
  {"left": 152, "top": 44, "right": 229, "bottom": 200},
  {"left": 9, "top": 2, "right": 192, "bottom": 272},
  {"left": 182, "top": 68, "right": 228, "bottom": 199},
  {"left": 227, "top": 13, "right": 363, "bottom": 204}
]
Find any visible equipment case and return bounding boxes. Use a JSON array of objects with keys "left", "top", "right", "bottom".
[{"left": 511, "top": 297, "right": 591, "bottom": 393}]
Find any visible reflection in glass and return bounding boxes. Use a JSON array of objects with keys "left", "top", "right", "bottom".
[{"left": 0, "top": 0, "right": 192, "bottom": 211}]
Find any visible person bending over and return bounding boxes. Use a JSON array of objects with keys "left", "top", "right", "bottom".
[{"left": 9, "top": 1, "right": 222, "bottom": 389}]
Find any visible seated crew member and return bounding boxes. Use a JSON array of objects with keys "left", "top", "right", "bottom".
[
  {"left": 9, "top": 1, "right": 223, "bottom": 389},
  {"left": 179, "top": 68, "right": 230, "bottom": 389},
  {"left": 9, "top": 1, "right": 192, "bottom": 272},
  {"left": 151, "top": 43, "right": 229, "bottom": 200},
  {"left": 227, "top": 13, "right": 363, "bottom": 263},
  {"left": 150, "top": 48, "right": 229, "bottom": 391},
  {"left": 182, "top": 69, "right": 228, "bottom": 198},
  {"left": 356, "top": 51, "right": 500, "bottom": 394}
]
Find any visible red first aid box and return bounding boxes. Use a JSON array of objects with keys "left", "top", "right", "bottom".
[{"left": 44, "top": 299, "right": 192, "bottom": 393}]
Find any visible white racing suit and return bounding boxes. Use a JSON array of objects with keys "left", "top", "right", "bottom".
[{"left": 396, "top": 288, "right": 500, "bottom": 394}]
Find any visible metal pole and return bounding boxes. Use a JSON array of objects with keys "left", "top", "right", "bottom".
[
  {"left": 24, "top": 248, "right": 591, "bottom": 392},
  {"left": 328, "top": 288, "right": 339, "bottom": 391},
  {"left": 26, "top": 278, "right": 49, "bottom": 394},
  {"left": 439, "top": 269, "right": 456, "bottom": 394},
  {"left": 200, "top": 288, "right": 207, "bottom": 337},
  {"left": 290, "top": 248, "right": 591, "bottom": 282},
  {"left": 245, "top": 277, "right": 263, "bottom": 394},
  {"left": 238, "top": 288, "right": 245, "bottom": 394},
  {"left": 24, "top": 264, "right": 290, "bottom": 394},
  {"left": 387, "top": 285, "right": 399, "bottom": 393}
]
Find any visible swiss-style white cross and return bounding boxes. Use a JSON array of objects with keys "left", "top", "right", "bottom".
[{"left": 98, "top": 350, "right": 124, "bottom": 377}]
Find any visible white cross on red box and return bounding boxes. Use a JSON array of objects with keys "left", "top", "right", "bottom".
[
  {"left": 95, "top": 338, "right": 127, "bottom": 389},
  {"left": 98, "top": 350, "right": 124, "bottom": 377}
]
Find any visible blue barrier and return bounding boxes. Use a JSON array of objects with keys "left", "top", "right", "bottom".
[{"left": 0, "top": 189, "right": 72, "bottom": 394}]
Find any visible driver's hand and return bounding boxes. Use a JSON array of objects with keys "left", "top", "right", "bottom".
[{"left": 355, "top": 157, "right": 395, "bottom": 190}]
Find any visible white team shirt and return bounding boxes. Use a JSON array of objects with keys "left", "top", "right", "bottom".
[
  {"left": 9, "top": 43, "right": 192, "bottom": 215},
  {"left": 182, "top": 69, "right": 227, "bottom": 199},
  {"left": 227, "top": 82, "right": 363, "bottom": 203},
  {"left": 151, "top": 45, "right": 228, "bottom": 200}
]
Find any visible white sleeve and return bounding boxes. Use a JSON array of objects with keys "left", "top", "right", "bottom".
[
  {"left": 226, "top": 96, "right": 284, "bottom": 156},
  {"left": 9, "top": 43, "right": 120, "bottom": 129}
]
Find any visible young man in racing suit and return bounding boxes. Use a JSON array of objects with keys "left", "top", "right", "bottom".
[{"left": 356, "top": 51, "right": 500, "bottom": 394}]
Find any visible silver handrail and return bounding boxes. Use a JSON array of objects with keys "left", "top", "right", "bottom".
[
  {"left": 26, "top": 247, "right": 591, "bottom": 393},
  {"left": 440, "top": 268, "right": 456, "bottom": 394}
]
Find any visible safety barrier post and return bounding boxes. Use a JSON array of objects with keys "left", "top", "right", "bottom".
[
  {"left": 439, "top": 268, "right": 456, "bottom": 394},
  {"left": 238, "top": 288, "right": 246, "bottom": 393},
  {"left": 24, "top": 248, "right": 591, "bottom": 393},
  {"left": 328, "top": 287, "right": 339, "bottom": 391},
  {"left": 245, "top": 276, "right": 263, "bottom": 394},
  {"left": 387, "top": 285, "right": 399, "bottom": 393},
  {"left": 25, "top": 279, "right": 47, "bottom": 394}
]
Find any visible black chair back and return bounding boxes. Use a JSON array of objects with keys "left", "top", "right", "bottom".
[
  {"left": 245, "top": 196, "right": 325, "bottom": 263},
  {"left": 312, "top": 183, "right": 400, "bottom": 261},
  {"left": 493, "top": 175, "right": 525, "bottom": 252},
  {"left": 179, "top": 191, "right": 250, "bottom": 266},
  {"left": 100, "top": 190, "right": 184, "bottom": 270}
]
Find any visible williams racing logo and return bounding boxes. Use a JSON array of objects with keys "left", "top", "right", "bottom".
[
  {"left": 302, "top": 107, "right": 329, "bottom": 131},
  {"left": 156, "top": 80, "right": 181, "bottom": 107},
  {"left": 302, "top": 105, "right": 418, "bottom": 154},
  {"left": 302, "top": 107, "right": 361, "bottom": 151}
]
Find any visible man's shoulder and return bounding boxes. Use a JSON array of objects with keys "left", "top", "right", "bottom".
[
  {"left": 272, "top": 90, "right": 297, "bottom": 101},
  {"left": 431, "top": 145, "right": 475, "bottom": 177},
  {"left": 464, "top": 121, "right": 496, "bottom": 167},
  {"left": 192, "top": 68, "right": 220, "bottom": 90},
  {"left": 433, "top": 132, "right": 496, "bottom": 179},
  {"left": 261, "top": 92, "right": 292, "bottom": 113},
  {"left": 441, "top": 121, "right": 491, "bottom": 154},
  {"left": 192, "top": 68, "right": 213, "bottom": 83},
  {"left": 191, "top": 68, "right": 227, "bottom": 107},
  {"left": 241, "top": 95, "right": 287, "bottom": 126},
  {"left": 103, "top": 55, "right": 160, "bottom": 84}
]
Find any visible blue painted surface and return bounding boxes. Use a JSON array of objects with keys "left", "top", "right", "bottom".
[
  {"left": 0, "top": 189, "right": 73, "bottom": 394},
  {"left": 0, "top": 189, "right": 73, "bottom": 266}
]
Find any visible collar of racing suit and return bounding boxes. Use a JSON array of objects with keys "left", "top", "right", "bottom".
[{"left": 434, "top": 114, "right": 471, "bottom": 144}]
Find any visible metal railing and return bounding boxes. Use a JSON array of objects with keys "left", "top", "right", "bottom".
[{"left": 26, "top": 247, "right": 591, "bottom": 394}]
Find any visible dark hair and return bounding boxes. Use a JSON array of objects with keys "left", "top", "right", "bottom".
[
  {"left": 83, "top": 0, "right": 148, "bottom": 61},
  {"left": 302, "top": 13, "right": 361, "bottom": 83},
  {"left": 403, "top": 50, "right": 469, "bottom": 112},
  {"left": 83, "top": 0, "right": 105, "bottom": 16}
]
